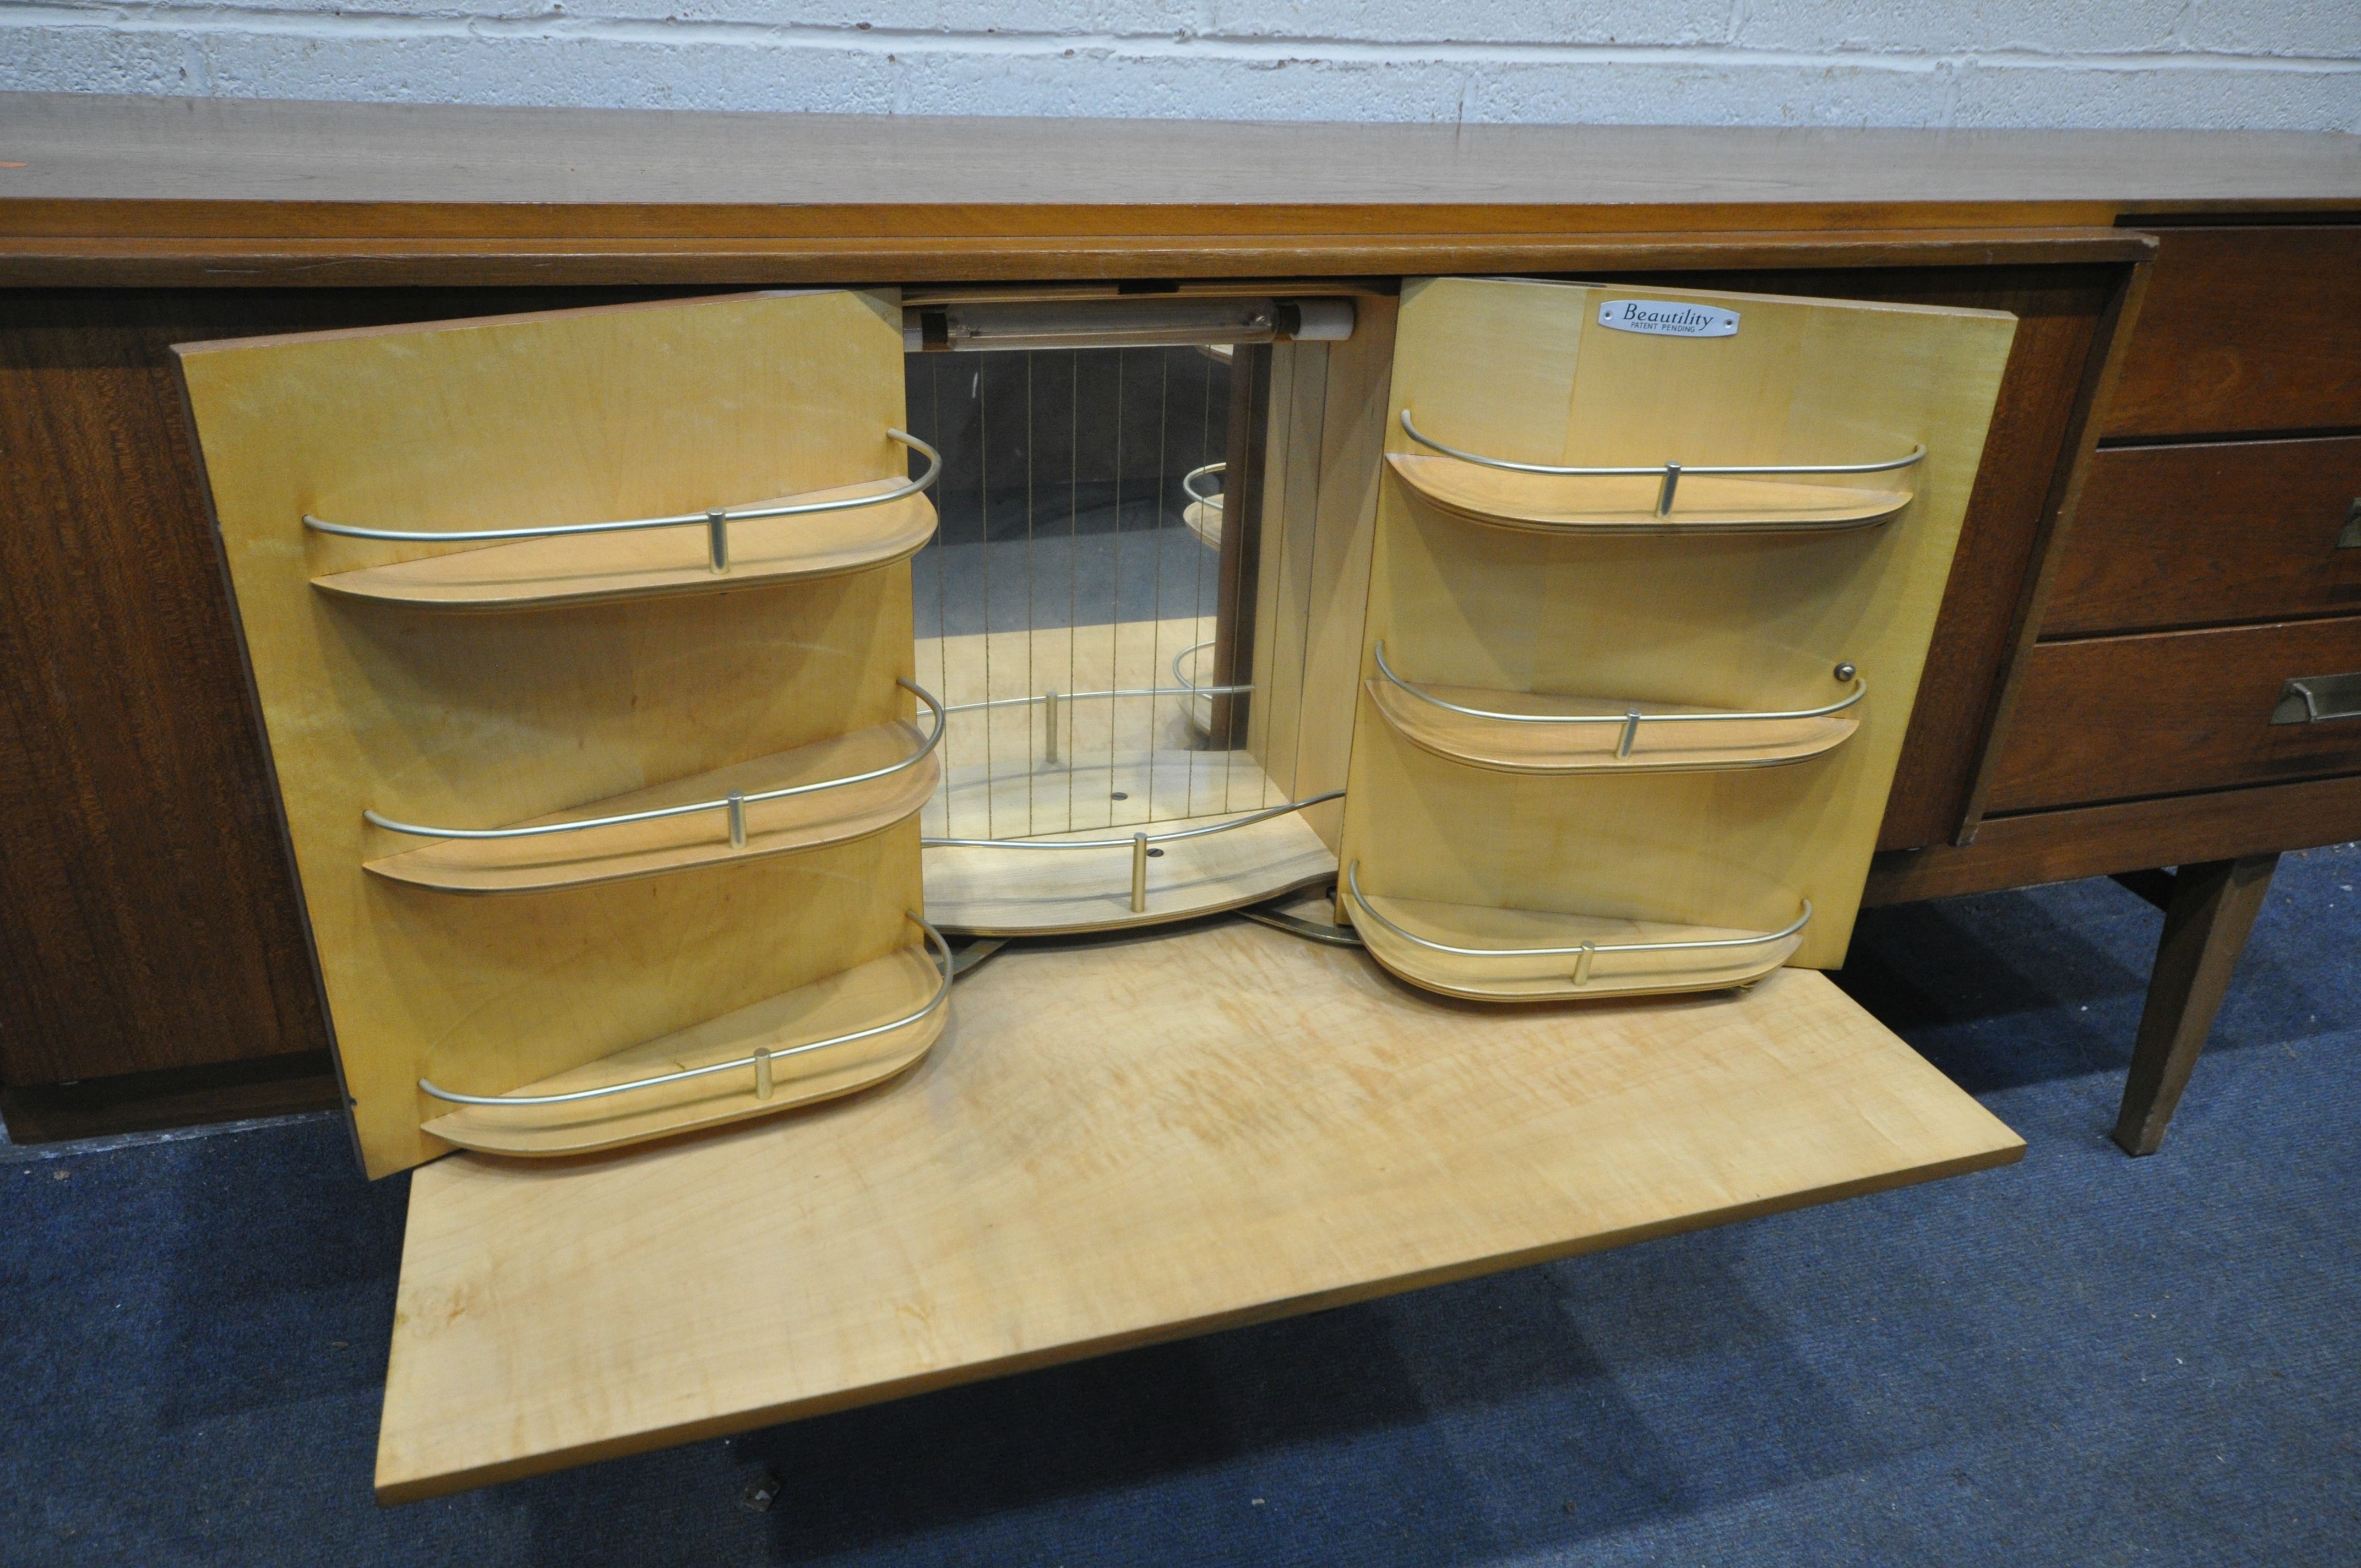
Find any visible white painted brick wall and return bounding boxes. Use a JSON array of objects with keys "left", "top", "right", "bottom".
[{"left": 2, "top": 1, "right": 2354, "bottom": 130}]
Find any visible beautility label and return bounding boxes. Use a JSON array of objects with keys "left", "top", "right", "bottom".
[{"left": 1597, "top": 300, "right": 1739, "bottom": 338}]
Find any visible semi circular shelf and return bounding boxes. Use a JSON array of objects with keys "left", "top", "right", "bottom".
[
  {"left": 1345, "top": 862, "right": 1810, "bottom": 1002},
  {"left": 923, "top": 794, "right": 1339, "bottom": 936},
  {"left": 1389, "top": 410, "right": 1920, "bottom": 536},
  {"left": 419, "top": 915, "right": 952, "bottom": 1156},
  {"left": 365, "top": 683, "right": 944, "bottom": 895},
  {"left": 1180, "top": 461, "right": 1225, "bottom": 551},
  {"left": 311, "top": 483, "right": 938, "bottom": 611},
  {"left": 1367, "top": 643, "right": 1863, "bottom": 774}
]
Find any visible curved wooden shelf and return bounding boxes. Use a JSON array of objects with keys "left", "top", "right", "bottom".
[
  {"left": 1346, "top": 871, "right": 1808, "bottom": 1002},
  {"left": 1386, "top": 452, "right": 1911, "bottom": 536},
  {"left": 925, "top": 807, "right": 1335, "bottom": 936},
  {"left": 1181, "top": 495, "right": 1223, "bottom": 551},
  {"left": 421, "top": 939, "right": 949, "bottom": 1156},
  {"left": 1367, "top": 673, "right": 1860, "bottom": 775},
  {"left": 366, "top": 718, "right": 939, "bottom": 894},
  {"left": 312, "top": 482, "right": 937, "bottom": 610}
]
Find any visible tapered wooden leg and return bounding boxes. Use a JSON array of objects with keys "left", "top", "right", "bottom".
[{"left": 2112, "top": 852, "right": 2280, "bottom": 1157}]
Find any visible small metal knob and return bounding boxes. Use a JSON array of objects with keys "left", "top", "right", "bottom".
[{"left": 1834, "top": 661, "right": 1857, "bottom": 683}]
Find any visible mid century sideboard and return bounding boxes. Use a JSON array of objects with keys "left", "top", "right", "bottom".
[{"left": 1, "top": 94, "right": 2357, "bottom": 1496}]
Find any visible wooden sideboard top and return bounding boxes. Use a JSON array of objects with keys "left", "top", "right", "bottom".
[
  {"left": 1, "top": 92, "right": 2353, "bottom": 284},
  {"left": 6, "top": 91, "right": 2359, "bottom": 213}
]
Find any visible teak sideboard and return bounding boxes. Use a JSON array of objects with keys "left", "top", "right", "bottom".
[{"left": 2, "top": 93, "right": 2358, "bottom": 1496}]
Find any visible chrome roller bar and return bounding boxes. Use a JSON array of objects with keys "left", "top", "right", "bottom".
[
  {"left": 366, "top": 678, "right": 945, "bottom": 842},
  {"left": 1346, "top": 861, "right": 1810, "bottom": 983},
  {"left": 1373, "top": 642, "right": 1864, "bottom": 757},
  {"left": 417, "top": 912, "right": 953, "bottom": 1108},
  {"left": 307, "top": 429, "right": 942, "bottom": 573},
  {"left": 1398, "top": 409, "right": 1923, "bottom": 517}
]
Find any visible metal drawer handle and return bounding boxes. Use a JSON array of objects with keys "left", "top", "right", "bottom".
[
  {"left": 2337, "top": 499, "right": 2360, "bottom": 550},
  {"left": 2270, "top": 671, "right": 2361, "bottom": 726},
  {"left": 307, "top": 428, "right": 941, "bottom": 574}
]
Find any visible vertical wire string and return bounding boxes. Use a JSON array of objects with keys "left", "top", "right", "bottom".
[
  {"left": 930, "top": 354, "right": 953, "bottom": 837},
  {"left": 1285, "top": 353, "right": 1320, "bottom": 814},
  {"left": 1190, "top": 346, "right": 1211, "bottom": 819},
  {"left": 1148, "top": 350, "right": 1169, "bottom": 824},
  {"left": 1221, "top": 346, "right": 1237, "bottom": 816},
  {"left": 1024, "top": 351, "right": 1036, "bottom": 834},
  {"left": 976, "top": 364, "right": 993, "bottom": 839},
  {"left": 1068, "top": 351, "right": 1080, "bottom": 831},
  {"left": 1107, "top": 349, "right": 1124, "bottom": 828}
]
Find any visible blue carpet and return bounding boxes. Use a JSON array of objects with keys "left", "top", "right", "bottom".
[{"left": 4, "top": 845, "right": 2357, "bottom": 1566}]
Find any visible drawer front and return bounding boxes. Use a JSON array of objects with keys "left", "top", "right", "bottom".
[
  {"left": 2047, "top": 437, "right": 2361, "bottom": 635},
  {"left": 1988, "top": 617, "right": 2361, "bottom": 812},
  {"left": 2105, "top": 226, "right": 2361, "bottom": 439}
]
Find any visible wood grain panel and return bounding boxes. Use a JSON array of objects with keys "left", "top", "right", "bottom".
[
  {"left": 1597, "top": 265, "right": 2123, "bottom": 854},
  {"left": 1987, "top": 617, "right": 2361, "bottom": 812},
  {"left": 2045, "top": 437, "right": 2361, "bottom": 635},
  {"left": 0, "top": 294, "right": 325, "bottom": 1085},
  {"left": 0, "top": 1050, "right": 340, "bottom": 1144},
  {"left": 2, "top": 91, "right": 2353, "bottom": 217},
  {"left": 2104, "top": 226, "right": 2361, "bottom": 439},
  {"left": 1286, "top": 295, "right": 1398, "bottom": 852},
  {"left": 178, "top": 290, "right": 927, "bottom": 1177},
  {"left": 1343, "top": 276, "right": 2016, "bottom": 973},
  {"left": 378, "top": 919, "right": 2020, "bottom": 1501},
  {"left": 0, "top": 231, "right": 2161, "bottom": 292},
  {"left": 1863, "top": 772, "right": 2361, "bottom": 903},
  {"left": 0, "top": 287, "right": 679, "bottom": 1092}
]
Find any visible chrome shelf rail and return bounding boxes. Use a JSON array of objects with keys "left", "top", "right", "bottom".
[
  {"left": 307, "top": 429, "right": 942, "bottom": 574},
  {"left": 926, "top": 791, "right": 1345, "bottom": 915},
  {"left": 1373, "top": 643, "right": 1865, "bottom": 758},
  {"left": 1182, "top": 462, "right": 1225, "bottom": 505},
  {"left": 939, "top": 678, "right": 1248, "bottom": 716},
  {"left": 1397, "top": 409, "right": 1922, "bottom": 518},
  {"left": 939, "top": 673, "right": 1248, "bottom": 770},
  {"left": 1171, "top": 638, "right": 1223, "bottom": 695},
  {"left": 1346, "top": 862, "right": 1810, "bottom": 985},
  {"left": 418, "top": 913, "right": 953, "bottom": 1109},
  {"left": 366, "top": 678, "right": 945, "bottom": 843},
  {"left": 923, "top": 790, "right": 1342, "bottom": 853}
]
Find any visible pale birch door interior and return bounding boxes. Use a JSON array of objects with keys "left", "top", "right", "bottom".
[{"left": 179, "top": 291, "right": 951, "bottom": 1177}]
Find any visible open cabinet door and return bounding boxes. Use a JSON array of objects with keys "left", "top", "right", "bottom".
[
  {"left": 177, "top": 291, "right": 950, "bottom": 1178},
  {"left": 1342, "top": 277, "right": 2018, "bottom": 1000}
]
